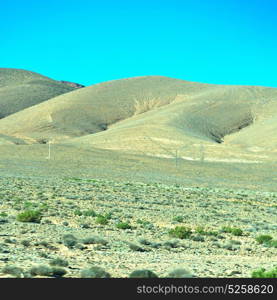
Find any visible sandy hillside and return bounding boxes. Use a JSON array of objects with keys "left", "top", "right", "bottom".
[
  {"left": 0, "top": 68, "right": 83, "bottom": 119},
  {"left": 0, "top": 76, "right": 275, "bottom": 164}
]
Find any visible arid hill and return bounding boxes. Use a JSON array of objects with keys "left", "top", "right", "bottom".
[
  {"left": 0, "top": 73, "right": 276, "bottom": 161},
  {"left": 0, "top": 68, "right": 82, "bottom": 119}
]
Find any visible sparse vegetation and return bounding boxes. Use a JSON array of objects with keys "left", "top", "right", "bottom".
[
  {"left": 138, "top": 238, "right": 152, "bottom": 246},
  {"left": 163, "top": 240, "right": 181, "bottom": 249},
  {"left": 221, "top": 226, "right": 243, "bottom": 236},
  {"left": 136, "top": 219, "right": 154, "bottom": 229},
  {"left": 172, "top": 216, "right": 184, "bottom": 223},
  {"left": 50, "top": 258, "right": 69, "bottom": 267},
  {"left": 128, "top": 243, "right": 147, "bottom": 252},
  {"left": 169, "top": 226, "right": 192, "bottom": 239},
  {"left": 80, "top": 266, "right": 111, "bottom": 278},
  {"left": 16, "top": 210, "right": 42, "bottom": 223},
  {"left": 116, "top": 222, "right": 132, "bottom": 230},
  {"left": 167, "top": 268, "right": 194, "bottom": 278},
  {"left": 21, "top": 240, "right": 31, "bottom": 247},
  {"left": 83, "top": 209, "right": 97, "bottom": 217},
  {"left": 255, "top": 235, "right": 273, "bottom": 244},
  {"left": 74, "top": 209, "right": 83, "bottom": 216},
  {"left": 62, "top": 234, "right": 78, "bottom": 248},
  {"left": 251, "top": 267, "right": 277, "bottom": 278},
  {"left": 2, "top": 265, "right": 23, "bottom": 278},
  {"left": 195, "top": 226, "right": 219, "bottom": 236},
  {"left": 129, "top": 269, "right": 158, "bottom": 278},
  {"left": 192, "top": 235, "right": 205, "bottom": 242},
  {"left": 0, "top": 173, "right": 275, "bottom": 278},
  {"left": 0, "top": 69, "right": 276, "bottom": 279},
  {"left": 222, "top": 240, "right": 241, "bottom": 251},
  {"left": 82, "top": 236, "right": 108, "bottom": 245},
  {"left": 95, "top": 215, "right": 109, "bottom": 225},
  {"left": 30, "top": 265, "right": 53, "bottom": 277},
  {"left": 30, "top": 265, "right": 66, "bottom": 277},
  {"left": 268, "top": 240, "right": 277, "bottom": 248},
  {"left": 51, "top": 267, "right": 67, "bottom": 277},
  {"left": 255, "top": 235, "right": 277, "bottom": 248}
]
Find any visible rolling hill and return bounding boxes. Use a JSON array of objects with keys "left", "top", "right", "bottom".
[
  {"left": 0, "top": 68, "right": 83, "bottom": 118},
  {"left": 0, "top": 74, "right": 276, "bottom": 162},
  {"left": 0, "top": 71, "right": 276, "bottom": 280}
]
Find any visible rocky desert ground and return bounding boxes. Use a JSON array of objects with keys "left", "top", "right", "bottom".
[
  {"left": 0, "top": 69, "right": 276, "bottom": 278},
  {"left": 0, "top": 145, "right": 276, "bottom": 278}
]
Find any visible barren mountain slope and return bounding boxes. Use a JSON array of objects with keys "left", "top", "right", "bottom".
[
  {"left": 0, "top": 75, "right": 276, "bottom": 162},
  {"left": 0, "top": 76, "right": 209, "bottom": 141},
  {"left": 0, "top": 68, "right": 82, "bottom": 118}
]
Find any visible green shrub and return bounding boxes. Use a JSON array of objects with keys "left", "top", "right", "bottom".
[
  {"left": 4, "top": 238, "right": 16, "bottom": 244},
  {"left": 39, "top": 203, "right": 49, "bottom": 212},
  {"left": 192, "top": 235, "right": 205, "bottom": 242},
  {"left": 138, "top": 238, "right": 152, "bottom": 246},
  {"left": 95, "top": 215, "right": 109, "bottom": 225},
  {"left": 30, "top": 265, "right": 53, "bottom": 277},
  {"left": 251, "top": 267, "right": 277, "bottom": 278},
  {"left": 23, "top": 201, "right": 36, "bottom": 209},
  {"left": 116, "top": 222, "right": 132, "bottom": 230},
  {"left": 50, "top": 258, "right": 69, "bottom": 267},
  {"left": 16, "top": 210, "right": 42, "bottom": 223},
  {"left": 74, "top": 209, "right": 83, "bottom": 216},
  {"left": 136, "top": 219, "right": 154, "bottom": 229},
  {"left": 221, "top": 226, "right": 243, "bottom": 236},
  {"left": 36, "top": 240, "right": 56, "bottom": 250},
  {"left": 51, "top": 267, "right": 67, "bottom": 277},
  {"left": 169, "top": 226, "right": 192, "bottom": 239},
  {"left": 229, "top": 239, "right": 241, "bottom": 245},
  {"left": 21, "top": 240, "right": 31, "bottom": 247},
  {"left": 74, "top": 209, "right": 98, "bottom": 217},
  {"left": 80, "top": 266, "right": 111, "bottom": 278},
  {"left": 163, "top": 240, "right": 180, "bottom": 249},
  {"left": 2, "top": 265, "right": 23, "bottom": 278},
  {"left": 195, "top": 226, "right": 218, "bottom": 236},
  {"left": 172, "top": 216, "right": 184, "bottom": 223},
  {"left": 83, "top": 209, "right": 97, "bottom": 217},
  {"left": 231, "top": 228, "right": 243, "bottom": 236},
  {"left": 23, "top": 272, "right": 33, "bottom": 278},
  {"left": 167, "top": 268, "right": 194, "bottom": 278},
  {"left": 80, "top": 223, "right": 90, "bottom": 229},
  {"left": 103, "top": 212, "right": 112, "bottom": 219},
  {"left": 222, "top": 240, "right": 240, "bottom": 251},
  {"left": 195, "top": 226, "right": 205, "bottom": 234},
  {"left": 38, "top": 251, "right": 48, "bottom": 258},
  {"left": 255, "top": 235, "right": 277, "bottom": 248},
  {"left": 129, "top": 269, "right": 158, "bottom": 278},
  {"left": 62, "top": 234, "right": 78, "bottom": 248},
  {"left": 30, "top": 265, "right": 66, "bottom": 277},
  {"left": 82, "top": 236, "right": 108, "bottom": 245},
  {"left": 128, "top": 243, "right": 147, "bottom": 252},
  {"left": 268, "top": 240, "right": 277, "bottom": 248},
  {"left": 136, "top": 219, "right": 148, "bottom": 225},
  {"left": 255, "top": 235, "right": 273, "bottom": 244}
]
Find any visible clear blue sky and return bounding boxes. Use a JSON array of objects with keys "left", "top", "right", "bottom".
[{"left": 1, "top": 0, "right": 276, "bottom": 87}]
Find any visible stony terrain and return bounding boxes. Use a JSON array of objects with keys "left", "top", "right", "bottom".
[
  {"left": 0, "top": 69, "right": 276, "bottom": 278},
  {"left": 0, "top": 175, "right": 276, "bottom": 278}
]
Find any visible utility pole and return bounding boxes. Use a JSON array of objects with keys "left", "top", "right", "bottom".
[
  {"left": 46, "top": 141, "right": 51, "bottom": 159},
  {"left": 200, "top": 143, "right": 205, "bottom": 163}
]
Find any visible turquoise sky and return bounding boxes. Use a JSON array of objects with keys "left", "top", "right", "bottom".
[{"left": 1, "top": 0, "right": 276, "bottom": 87}]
